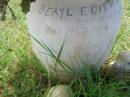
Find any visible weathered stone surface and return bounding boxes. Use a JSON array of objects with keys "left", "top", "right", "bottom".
[
  {"left": 43, "top": 85, "right": 74, "bottom": 97},
  {"left": 27, "top": 0, "right": 122, "bottom": 78},
  {"left": 102, "top": 50, "right": 130, "bottom": 79},
  {"left": 113, "top": 51, "right": 130, "bottom": 72}
]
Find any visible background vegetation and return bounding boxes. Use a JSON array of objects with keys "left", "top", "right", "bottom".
[{"left": 0, "top": 0, "right": 130, "bottom": 97}]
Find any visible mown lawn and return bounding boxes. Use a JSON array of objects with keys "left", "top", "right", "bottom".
[{"left": 0, "top": 0, "right": 130, "bottom": 97}]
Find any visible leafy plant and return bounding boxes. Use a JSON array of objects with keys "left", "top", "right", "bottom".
[{"left": 0, "top": 0, "right": 35, "bottom": 20}]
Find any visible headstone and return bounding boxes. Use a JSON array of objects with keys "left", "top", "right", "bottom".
[{"left": 27, "top": 0, "right": 122, "bottom": 78}]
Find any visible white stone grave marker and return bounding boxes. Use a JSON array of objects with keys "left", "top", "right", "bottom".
[{"left": 27, "top": 0, "right": 122, "bottom": 79}]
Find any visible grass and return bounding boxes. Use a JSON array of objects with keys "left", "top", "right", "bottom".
[{"left": 0, "top": 0, "right": 130, "bottom": 97}]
